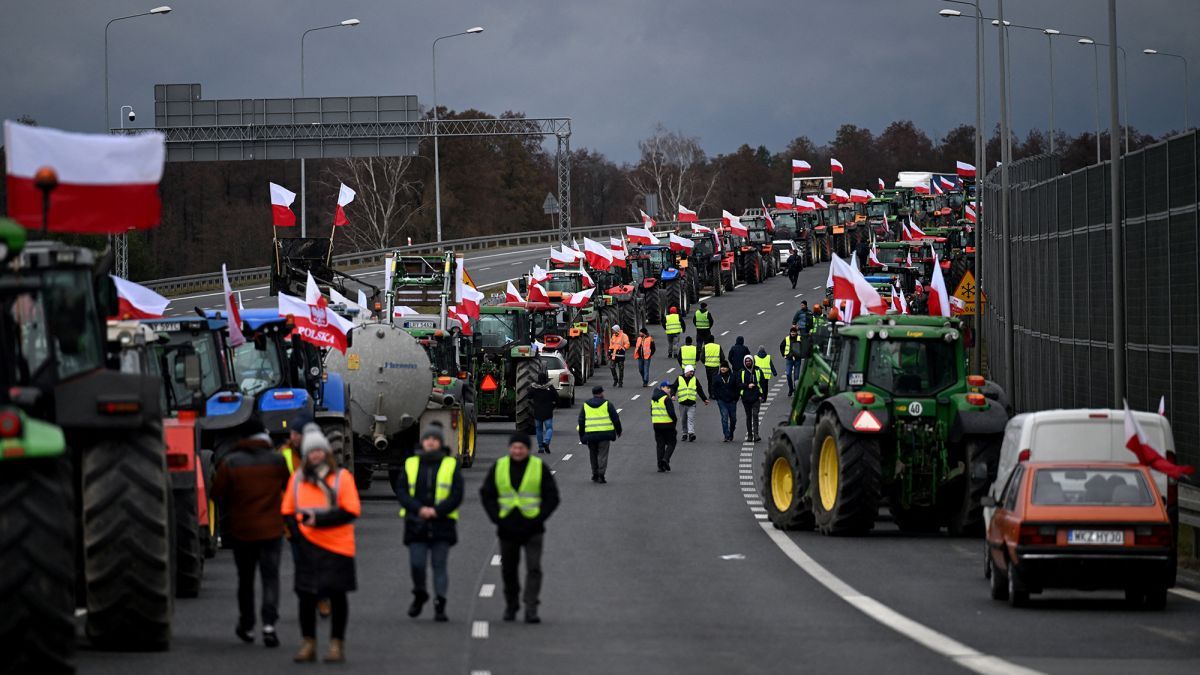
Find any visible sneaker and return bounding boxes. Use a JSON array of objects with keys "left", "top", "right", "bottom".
[
  {"left": 598, "top": 475, "right": 608, "bottom": 484},
  {"left": 681, "top": 432, "right": 688, "bottom": 441},
  {"left": 262, "top": 625, "right": 279, "bottom": 648},
  {"left": 689, "top": 434, "right": 697, "bottom": 442},
  {"left": 236, "top": 624, "right": 254, "bottom": 644},
  {"left": 544, "top": 445, "right": 552, "bottom": 454},
  {"left": 525, "top": 609, "right": 541, "bottom": 624}
]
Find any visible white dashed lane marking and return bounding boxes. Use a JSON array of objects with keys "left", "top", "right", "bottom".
[
  {"left": 472, "top": 621, "right": 489, "bottom": 639},
  {"left": 720, "top": 330, "right": 729, "bottom": 336},
  {"left": 479, "top": 584, "right": 495, "bottom": 598},
  {"left": 776, "top": 301, "right": 785, "bottom": 306},
  {"left": 490, "top": 555, "right": 501, "bottom": 566},
  {"left": 562, "top": 453, "right": 573, "bottom": 461},
  {"left": 756, "top": 311, "right": 765, "bottom": 315},
  {"left": 631, "top": 394, "right": 640, "bottom": 400},
  {"left": 739, "top": 320, "right": 747, "bottom": 325},
  {"left": 795, "top": 293, "right": 803, "bottom": 298}
]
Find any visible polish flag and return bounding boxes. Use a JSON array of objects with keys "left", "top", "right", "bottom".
[
  {"left": 505, "top": 280, "right": 524, "bottom": 303},
  {"left": 270, "top": 182, "right": 297, "bottom": 227},
  {"left": 4, "top": 120, "right": 165, "bottom": 233},
  {"left": 877, "top": 177, "right": 886, "bottom": 191},
  {"left": 908, "top": 217, "right": 926, "bottom": 238},
  {"left": 913, "top": 182, "right": 931, "bottom": 195},
  {"left": 222, "top": 264, "right": 246, "bottom": 346},
  {"left": 691, "top": 222, "right": 712, "bottom": 234},
  {"left": 830, "top": 253, "right": 886, "bottom": 317},
  {"left": 609, "top": 245, "right": 627, "bottom": 268},
  {"left": 956, "top": 161, "right": 977, "bottom": 178},
  {"left": 931, "top": 178, "right": 944, "bottom": 196},
  {"left": 566, "top": 240, "right": 585, "bottom": 261},
  {"left": 627, "top": 223, "right": 660, "bottom": 245},
  {"left": 867, "top": 243, "right": 882, "bottom": 268},
  {"left": 579, "top": 263, "right": 595, "bottom": 288},
  {"left": 964, "top": 203, "right": 978, "bottom": 223},
  {"left": 455, "top": 257, "right": 483, "bottom": 319},
  {"left": 531, "top": 264, "right": 550, "bottom": 284},
  {"left": 810, "top": 195, "right": 828, "bottom": 209},
  {"left": 392, "top": 305, "right": 418, "bottom": 318},
  {"left": 562, "top": 287, "right": 595, "bottom": 308},
  {"left": 1124, "top": 400, "right": 1195, "bottom": 479},
  {"left": 760, "top": 203, "right": 776, "bottom": 232},
  {"left": 278, "top": 289, "right": 355, "bottom": 354},
  {"left": 110, "top": 275, "right": 169, "bottom": 319},
  {"left": 791, "top": 159, "right": 811, "bottom": 174},
  {"left": 678, "top": 205, "right": 698, "bottom": 222},
  {"left": 583, "top": 237, "right": 613, "bottom": 270},
  {"left": 669, "top": 232, "right": 695, "bottom": 253},
  {"left": 639, "top": 210, "right": 657, "bottom": 230},
  {"left": 830, "top": 188, "right": 851, "bottom": 204},
  {"left": 900, "top": 220, "right": 914, "bottom": 241},
  {"left": 609, "top": 237, "right": 625, "bottom": 252},
  {"left": 893, "top": 285, "right": 909, "bottom": 314},
  {"left": 723, "top": 210, "right": 748, "bottom": 236},
  {"left": 830, "top": 158, "right": 844, "bottom": 174},
  {"left": 794, "top": 198, "right": 816, "bottom": 213},
  {"left": 849, "top": 188, "right": 874, "bottom": 204},
  {"left": 333, "top": 183, "right": 355, "bottom": 226},
  {"left": 527, "top": 278, "right": 550, "bottom": 303},
  {"left": 775, "top": 195, "right": 795, "bottom": 210},
  {"left": 927, "top": 253, "right": 951, "bottom": 317},
  {"left": 447, "top": 305, "right": 473, "bottom": 335},
  {"left": 938, "top": 176, "right": 957, "bottom": 191},
  {"left": 549, "top": 246, "right": 575, "bottom": 266},
  {"left": 905, "top": 250, "right": 914, "bottom": 267}
]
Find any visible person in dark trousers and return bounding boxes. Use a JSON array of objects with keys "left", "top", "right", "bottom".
[
  {"left": 396, "top": 426, "right": 464, "bottom": 622},
  {"left": 670, "top": 365, "right": 710, "bottom": 442},
  {"left": 701, "top": 338, "right": 724, "bottom": 393},
  {"left": 739, "top": 355, "right": 766, "bottom": 442},
  {"left": 711, "top": 362, "right": 740, "bottom": 442},
  {"left": 727, "top": 335, "right": 751, "bottom": 380},
  {"left": 650, "top": 380, "right": 678, "bottom": 471},
  {"left": 779, "top": 326, "right": 809, "bottom": 396},
  {"left": 529, "top": 372, "right": 558, "bottom": 454},
  {"left": 791, "top": 301, "right": 813, "bottom": 336},
  {"left": 578, "top": 385, "right": 622, "bottom": 483},
  {"left": 692, "top": 302, "right": 714, "bottom": 346},
  {"left": 786, "top": 252, "right": 802, "bottom": 288},
  {"left": 212, "top": 419, "right": 290, "bottom": 648},
  {"left": 282, "top": 428, "right": 361, "bottom": 663},
  {"left": 608, "top": 324, "right": 630, "bottom": 387},
  {"left": 480, "top": 433, "right": 560, "bottom": 624},
  {"left": 634, "top": 328, "right": 656, "bottom": 387}
]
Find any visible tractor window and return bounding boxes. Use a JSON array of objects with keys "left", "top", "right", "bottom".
[
  {"left": 835, "top": 338, "right": 857, "bottom": 388},
  {"left": 44, "top": 270, "right": 104, "bottom": 379},
  {"left": 866, "top": 203, "right": 888, "bottom": 218},
  {"left": 875, "top": 247, "right": 910, "bottom": 265},
  {"left": 477, "top": 313, "right": 517, "bottom": 349},
  {"left": 629, "top": 261, "right": 646, "bottom": 285},
  {"left": 6, "top": 292, "right": 51, "bottom": 385},
  {"left": 163, "top": 334, "right": 223, "bottom": 408},
  {"left": 748, "top": 228, "right": 768, "bottom": 243},
  {"left": 774, "top": 212, "right": 797, "bottom": 229},
  {"left": 543, "top": 276, "right": 581, "bottom": 294},
  {"left": 865, "top": 339, "right": 958, "bottom": 396},
  {"left": 232, "top": 340, "right": 284, "bottom": 395}
]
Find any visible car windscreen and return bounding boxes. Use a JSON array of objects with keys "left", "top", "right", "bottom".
[
  {"left": 865, "top": 339, "right": 958, "bottom": 396},
  {"left": 1031, "top": 468, "right": 1154, "bottom": 506}
]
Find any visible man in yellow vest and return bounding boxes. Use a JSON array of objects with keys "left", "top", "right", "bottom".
[
  {"left": 663, "top": 306, "right": 684, "bottom": 358},
  {"left": 692, "top": 301, "right": 714, "bottom": 345},
  {"left": 396, "top": 426, "right": 464, "bottom": 622},
  {"left": 702, "top": 339, "right": 724, "bottom": 392},
  {"left": 577, "top": 385, "right": 622, "bottom": 483},
  {"left": 650, "top": 380, "right": 678, "bottom": 472},
  {"left": 677, "top": 335, "right": 699, "bottom": 371},
  {"left": 480, "top": 433, "right": 560, "bottom": 624},
  {"left": 670, "top": 365, "right": 710, "bottom": 442}
]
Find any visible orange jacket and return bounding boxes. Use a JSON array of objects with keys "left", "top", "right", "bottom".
[
  {"left": 609, "top": 330, "right": 631, "bottom": 356},
  {"left": 634, "top": 334, "right": 654, "bottom": 359},
  {"left": 282, "top": 468, "right": 361, "bottom": 557}
]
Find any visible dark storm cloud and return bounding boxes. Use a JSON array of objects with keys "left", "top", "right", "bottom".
[{"left": 1, "top": 0, "right": 1196, "bottom": 162}]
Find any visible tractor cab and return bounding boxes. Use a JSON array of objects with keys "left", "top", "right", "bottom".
[
  {"left": 220, "top": 309, "right": 319, "bottom": 437},
  {"left": 865, "top": 199, "right": 898, "bottom": 237}
]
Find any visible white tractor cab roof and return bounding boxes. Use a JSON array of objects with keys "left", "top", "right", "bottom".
[{"left": 987, "top": 408, "right": 1175, "bottom": 520}]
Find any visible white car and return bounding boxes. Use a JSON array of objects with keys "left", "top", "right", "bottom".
[
  {"left": 773, "top": 239, "right": 800, "bottom": 265},
  {"left": 539, "top": 352, "right": 576, "bottom": 406}
]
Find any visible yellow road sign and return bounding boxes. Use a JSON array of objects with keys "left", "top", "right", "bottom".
[{"left": 952, "top": 269, "right": 976, "bottom": 316}]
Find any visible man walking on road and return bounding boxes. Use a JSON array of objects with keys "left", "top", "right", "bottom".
[
  {"left": 530, "top": 372, "right": 558, "bottom": 454},
  {"left": 212, "top": 419, "right": 290, "bottom": 648},
  {"left": 664, "top": 306, "right": 684, "bottom": 357},
  {"left": 728, "top": 335, "right": 750, "bottom": 380},
  {"left": 650, "top": 380, "right": 678, "bottom": 471},
  {"left": 480, "top": 433, "right": 560, "bottom": 624},
  {"left": 779, "top": 326, "right": 809, "bottom": 396},
  {"left": 791, "top": 300, "right": 812, "bottom": 336},
  {"left": 397, "top": 426, "right": 464, "bottom": 622},
  {"left": 702, "top": 338, "right": 724, "bottom": 392},
  {"left": 608, "top": 324, "right": 630, "bottom": 387},
  {"left": 678, "top": 335, "right": 699, "bottom": 371},
  {"left": 711, "top": 362, "right": 740, "bottom": 443},
  {"left": 579, "top": 385, "right": 622, "bottom": 483},
  {"left": 786, "top": 252, "right": 802, "bottom": 288},
  {"left": 671, "top": 364, "right": 709, "bottom": 442},
  {"left": 754, "top": 345, "right": 777, "bottom": 387},
  {"left": 739, "top": 355, "right": 766, "bottom": 442},
  {"left": 634, "top": 327, "right": 655, "bottom": 387},
  {"left": 693, "top": 302, "right": 714, "bottom": 345}
]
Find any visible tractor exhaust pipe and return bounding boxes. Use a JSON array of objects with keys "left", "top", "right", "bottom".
[{"left": 373, "top": 433, "right": 388, "bottom": 451}]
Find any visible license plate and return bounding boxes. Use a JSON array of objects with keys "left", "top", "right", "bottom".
[{"left": 1067, "top": 529, "right": 1124, "bottom": 545}]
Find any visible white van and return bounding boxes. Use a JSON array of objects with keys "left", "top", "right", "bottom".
[{"left": 986, "top": 409, "right": 1176, "bottom": 524}]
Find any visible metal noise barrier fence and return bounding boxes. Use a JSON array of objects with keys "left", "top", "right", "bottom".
[{"left": 981, "top": 130, "right": 1200, "bottom": 470}]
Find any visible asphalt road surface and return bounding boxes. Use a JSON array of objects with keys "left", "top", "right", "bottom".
[{"left": 88, "top": 260, "right": 1200, "bottom": 674}]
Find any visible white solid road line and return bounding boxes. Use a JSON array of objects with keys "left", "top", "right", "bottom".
[
  {"left": 472, "top": 621, "right": 489, "bottom": 639},
  {"left": 758, "top": 525, "right": 1043, "bottom": 675},
  {"left": 479, "top": 584, "right": 496, "bottom": 598},
  {"left": 1170, "top": 587, "right": 1200, "bottom": 602}
]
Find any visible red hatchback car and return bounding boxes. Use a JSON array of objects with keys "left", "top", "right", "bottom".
[{"left": 983, "top": 461, "right": 1173, "bottom": 609}]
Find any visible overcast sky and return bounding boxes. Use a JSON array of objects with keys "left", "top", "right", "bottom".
[{"left": 2, "top": 0, "right": 1196, "bottom": 163}]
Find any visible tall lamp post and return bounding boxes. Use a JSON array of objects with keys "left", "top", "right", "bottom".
[
  {"left": 1142, "top": 49, "right": 1190, "bottom": 131},
  {"left": 298, "top": 18, "right": 360, "bottom": 237},
  {"left": 1081, "top": 40, "right": 1129, "bottom": 155},
  {"left": 1078, "top": 38, "right": 1104, "bottom": 163},
  {"left": 432, "top": 27, "right": 484, "bottom": 244}
]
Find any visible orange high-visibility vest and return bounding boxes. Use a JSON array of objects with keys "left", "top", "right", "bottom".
[{"left": 282, "top": 468, "right": 361, "bottom": 557}]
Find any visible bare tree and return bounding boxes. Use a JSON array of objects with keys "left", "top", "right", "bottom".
[
  {"left": 628, "top": 123, "right": 719, "bottom": 219},
  {"left": 320, "top": 156, "right": 425, "bottom": 251}
]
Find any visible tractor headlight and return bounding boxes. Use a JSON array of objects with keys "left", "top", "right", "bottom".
[
  {"left": 866, "top": 330, "right": 876, "bottom": 339},
  {"left": 944, "top": 330, "right": 959, "bottom": 342},
  {"left": 879, "top": 330, "right": 889, "bottom": 340}
]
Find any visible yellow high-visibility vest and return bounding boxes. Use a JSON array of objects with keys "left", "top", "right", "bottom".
[
  {"left": 675, "top": 375, "right": 698, "bottom": 404},
  {"left": 703, "top": 342, "right": 722, "bottom": 367},
  {"left": 583, "top": 400, "right": 615, "bottom": 433},
  {"left": 495, "top": 455, "right": 543, "bottom": 519},
  {"left": 694, "top": 309, "right": 712, "bottom": 329},
  {"left": 399, "top": 455, "right": 459, "bottom": 520},
  {"left": 680, "top": 344, "right": 698, "bottom": 367},
  {"left": 664, "top": 313, "right": 683, "bottom": 335},
  {"left": 754, "top": 354, "right": 774, "bottom": 379},
  {"left": 650, "top": 396, "right": 672, "bottom": 424}
]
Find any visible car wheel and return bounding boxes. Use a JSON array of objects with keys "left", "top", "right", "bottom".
[
  {"left": 989, "top": 558, "right": 1009, "bottom": 601},
  {"left": 1006, "top": 562, "right": 1028, "bottom": 607}
]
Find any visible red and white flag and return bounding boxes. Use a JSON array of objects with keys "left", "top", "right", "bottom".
[
  {"left": 222, "top": 264, "right": 246, "bottom": 346},
  {"left": 455, "top": 257, "right": 483, "bottom": 319},
  {"left": 4, "top": 120, "right": 165, "bottom": 233},
  {"left": 609, "top": 237, "right": 625, "bottom": 252},
  {"left": 877, "top": 177, "right": 885, "bottom": 191},
  {"left": 392, "top": 305, "right": 418, "bottom": 318},
  {"left": 810, "top": 195, "right": 828, "bottom": 209},
  {"left": 505, "top": 280, "right": 524, "bottom": 303},
  {"left": 927, "top": 253, "right": 951, "bottom": 317},
  {"left": 893, "top": 284, "right": 909, "bottom": 314},
  {"left": 931, "top": 178, "right": 945, "bottom": 196},
  {"left": 830, "top": 188, "right": 851, "bottom": 204},
  {"left": 774, "top": 195, "right": 795, "bottom": 210},
  {"left": 278, "top": 287, "right": 355, "bottom": 354},
  {"left": 1124, "top": 400, "right": 1195, "bottom": 479},
  {"left": 964, "top": 203, "right": 977, "bottom": 223},
  {"left": 609, "top": 245, "right": 627, "bottom": 268},
  {"left": 270, "top": 182, "right": 297, "bottom": 227},
  {"left": 333, "top": 183, "right": 355, "bottom": 226},
  {"left": 562, "top": 287, "right": 595, "bottom": 308},
  {"left": 639, "top": 210, "right": 657, "bottom": 230},
  {"left": 691, "top": 222, "right": 712, "bottom": 234},
  {"left": 956, "top": 161, "right": 976, "bottom": 178},
  {"left": 849, "top": 188, "right": 874, "bottom": 204},
  {"left": 531, "top": 264, "right": 550, "bottom": 284},
  {"left": 908, "top": 217, "right": 926, "bottom": 238},
  {"left": 913, "top": 182, "right": 931, "bottom": 195},
  {"left": 867, "top": 243, "right": 882, "bottom": 268},
  {"left": 791, "top": 159, "right": 811, "bottom": 174},
  {"left": 830, "top": 253, "right": 886, "bottom": 317},
  {"left": 669, "top": 232, "right": 694, "bottom": 253},
  {"left": 900, "top": 220, "right": 914, "bottom": 241},
  {"left": 830, "top": 158, "right": 844, "bottom": 174},
  {"left": 722, "top": 210, "right": 748, "bottom": 236},
  {"left": 677, "top": 204, "right": 698, "bottom": 222},
  {"left": 447, "top": 305, "right": 473, "bottom": 335},
  {"left": 905, "top": 249, "right": 914, "bottom": 267},
  {"left": 760, "top": 202, "right": 776, "bottom": 232},
  {"left": 579, "top": 262, "right": 595, "bottom": 288},
  {"left": 794, "top": 198, "right": 816, "bottom": 213},
  {"left": 110, "top": 275, "right": 169, "bottom": 319},
  {"left": 526, "top": 279, "right": 550, "bottom": 303},
  {"left": 583, "top": 237, "right": 613, "bottom": 270},
  {"left": 566, "top": 240, "right": 585, "bottom": 261},
  {"left": 1158, "top": 396, "right": 1166, "bottom": 416},
  {"left": 549, "top": 246, "right": 575, "bottom": 266},
  {"left": 627, "top": 223, "right": 660, "bottom": 245}
]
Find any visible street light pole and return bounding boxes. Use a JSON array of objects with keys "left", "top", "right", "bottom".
[
  {"left": 1080, "top": 38, "right": 1103, "bottom": 163},
  {"left": 1045, "top": 30, "right": 1059, "bottom": 154},
  {"left": 432, "top": 27, "right": 484, "bottom": 244},
  {"left": 1107, "top": 0, "right": 1124, "bottom": 405},
  {"left": 1143, "top": 49, "right": 1190, "bottom": 131},
  {"left": 997, "top": 0, "right": 1014, "bottom": 398},
  {"left": 104, "top": 6, "right": 171, "bottom": 131}
]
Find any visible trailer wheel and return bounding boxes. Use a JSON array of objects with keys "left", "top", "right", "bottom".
[
  {"left": 811, "top": 411, "right": 882, "bottom": 535},
  {"left": 514, "top": 359, "right": 538, "bottom": 434},
  {"left": 0, "top": 455, "right": 76, "bottom": 673},
  {"left": 83, "top": 427, "right": 173, "bottom": 651},
  {"left": 761, "top": 435, "right": 815, "bottom": 530}
]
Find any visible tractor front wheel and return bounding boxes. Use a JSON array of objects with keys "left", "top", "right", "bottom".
[{"left": 811, "top": 411, "right": 882, "bottom": 536}]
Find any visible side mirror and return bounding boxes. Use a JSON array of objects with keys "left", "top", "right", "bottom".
[
  {"left": 183, "top": 353, "right": 202, "bottom": 390},
  {"left": 980, "top": 495, "right": 997, "bottom": 508}
]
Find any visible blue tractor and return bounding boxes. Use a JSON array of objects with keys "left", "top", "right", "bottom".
[{"left": 628, "top": 244, "right": 692, "bottom": 325}]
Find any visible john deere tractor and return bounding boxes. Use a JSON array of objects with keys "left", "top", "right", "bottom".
[
  {"left": 761, "top": 314, "right": 1009, "bottom": 537},
  {"left": 0, "top": 220, "right": 173, "bottom": 671},
  {"left": 474, "top": 304, "right": 543, "bottom": 433}
]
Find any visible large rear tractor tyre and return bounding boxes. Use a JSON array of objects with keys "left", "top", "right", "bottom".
[
  {"left": 713, "top": 266, "right": 724, "bottom": 296},
  {"left": 321, "top": 422, "right": 353, "bottom": 477},
  {"left": 762, "top": 435, "right": 815, "bottom": 530},
  {"left": 0, "top": 456, "right": 76, "bottom": 673},
  {"left": 619, "top": 301, "right": 638, "bottom": 337},
  {"left": 687, "top": 273, "right": 700, "bottom": 303},
  {"left": 83, "top": 428, "right": 173, "bottom": 651},
  {"left": 810, "top": 411, "right": 882, "bottom": 536},
  {"left": 567, "top": 337, "right": 587, "bottom": 384},
  {"left": 514, "top": 359, "right": 539, "bottom": 435},
  {"left": 643, "top": 286, "right": 661, "bottom": 325},
  {"left": 945, "top": 435, "right": 1002, "bottom": 537},
  {"left": 174, "top": 483, "right": 204, "bottom": 598}
]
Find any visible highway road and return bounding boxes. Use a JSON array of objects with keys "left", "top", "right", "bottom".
[{"left": 89, "top": 261, "right": 1200, "bottom": 674}]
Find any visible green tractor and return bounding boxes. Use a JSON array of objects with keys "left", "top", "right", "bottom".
[
  {"left": 761, "top": 314, "right": 1009, "bottom": 537},
  {"left": 474, "top": 304, "right": 544, "bottom": 434},
  {"left": 0, "top": 220, "right": 173, "bottom": 670}
]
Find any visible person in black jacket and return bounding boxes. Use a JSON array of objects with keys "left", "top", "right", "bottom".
[
  {"left": 739, "top": 355, "right": 767, "bottom": 442},
  {"left": 650, "top": 381, "right": 678, "bottom": 471},
  {"left": 529, "top": 372, "right": 558, "bottom": 454},
  {"left": 710, "top": 362, "right": 741, "bottom": 442},
  {"left": 727, "top": 335, "right": 751, "bottom": 379},
  {"left": 578, "top": 386, "right": 622, "bottom": 483},
  {"left": 396, "top": 426, "right": 464, "bottom": 622},
  {"left": 479, "top": 433, "right": 560, "bottom": 624},
  {"left": 786, "top": 252, "right": 802, "bottom": 288}
]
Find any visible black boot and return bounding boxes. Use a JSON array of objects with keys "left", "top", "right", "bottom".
[
  {"left": 525, "top": 607, "right": 541, "bottom": 624},
  {"left": 434, "top": 597, "right": 448, "bottom": 622},
  {"left": 503, "top": 605, "right": 518, "bottom": 622},
  {"left": 408, "top": 590, "right": 429, "bottom": 618},
  {"left": 544, "top": 444, "right": 551, "bottom": 454}
]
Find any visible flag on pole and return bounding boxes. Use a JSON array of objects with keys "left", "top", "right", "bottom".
[
  {"left": 794, "top": 198, "right": 816, "bottom": 213},
  {"left": 829, "top": 253, "right": 886, "bottom": 317},
  {"left": 774, "top": 195, "right": 795, "bottom": 210},
  {"left": 333, "top": 183, "right": 355, "bottom": 226},
  {"left": 3, "top": 120, "right": 166, "bottom": 233},
  {"left": 760, "top": 202, "right": 776, "bottom": 232},
  {"left": 956, "top": 161, "right": 977, "bottom": 178},
  {"left": 278, "top": 289, "right": 355, "bottom": 354},
  {"left": 455, "top": 256, "right": 483, "bottom": 319},
  {"left": 1158, "top": 396, "right": 1166, "bottom": 416},
  {"left": 830, "top": 188, "right": 850, "bottom": 204},
  {"left": 810, "top": 195, "right": 828, "bottom": 209},
  {"left": 110, "top": 275, "right": 169, "bottom": 319},
  {"left": 609, "top": 244, "right": 627, "bottom": 268},
  {"left": 927, "top": 253, "right": 951, "bottom": 317},
  {"left": 549, "top": 246, "right": 575, "bottom": 265},
  {"left": 691, "top": 222, "right": 712, "bottom": 234},
  {"left": 505, "top": 280, "right": 524, "bottom": 303},
  {"left": 639, "top": 210, "right": 657, "bottom": 230},
  {"left": 677, "top": 205, "right": 698, "bottom": 222},
  {"left": 830, "top": 158, "right": 844, "bottom": 174},
  {"left": 583, "top": 237, "right": 613, "bottom": 270},
  {"left": 222, "top": 264, "right": 245, "bottom": 346},
  {"left": 791, "top": 159, "right": 811, "bottom": 174},
  {"left": 867, "top": 242, "right": 882, "bottom": 268},
  {"left": 1123, "top": 400, "right": 1195, "bottom": 479},
  {"left": 270, "top": 182, "right": 297, "bottom": 227},
  {"left": 849, "top": 188, "right": 874, "bottom": 203},
  {"left": 609, "top": 237, "right": 625, "bottom": 251},
  {"left": 668, "top": 232, "right": 695, "bottom": 253},
  {"left": 531, "top": 264, "right": 550, "bottom": 284},
  {"left": 579, "top": 262, "right": 595, "bottom": 288},
  {"left": 626, "top": 223, "right": 659, "bottom": 245},
  {"left": 722, "top": 210, "right": 748, "bottom": 236},
  {"left": 877, "top": 177, "right": 885, "bottom": 191},
  {"left": 562, "top": 287, "right": 595, "bottom": 307},
  {"left": 908, "top": 217, "right": 926, "bottom": 238},
  {"left": 447, "top": 305, "right": 473, "bottom": 335},
  {"left": 964, "top": 203, "right": 978, "bottom": 223}
]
